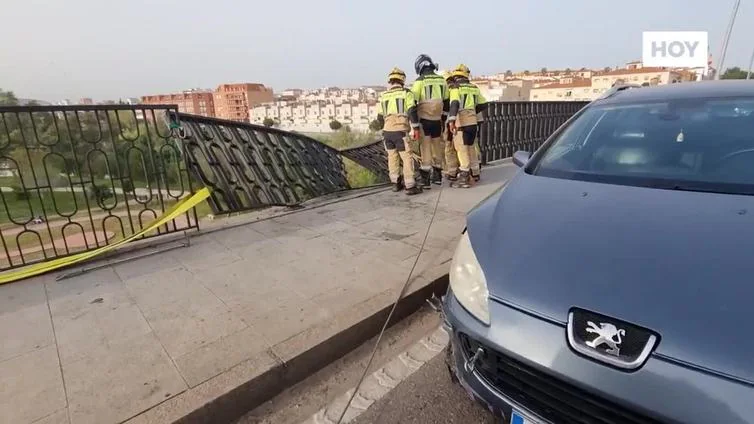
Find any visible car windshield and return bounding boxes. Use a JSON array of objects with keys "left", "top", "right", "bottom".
[{"left": 532, "top": 96, "right": 754, "bottom": 195}]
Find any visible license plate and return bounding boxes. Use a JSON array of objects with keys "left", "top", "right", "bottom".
[{"left": 510, "top": 410, "right": 540, "bottom": 424}]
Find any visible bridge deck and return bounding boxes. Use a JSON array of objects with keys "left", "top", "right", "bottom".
[{"left": 0, "top": 162, "right": 517, "bottom": 424}]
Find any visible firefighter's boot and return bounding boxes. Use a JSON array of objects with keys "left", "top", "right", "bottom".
[
  {"left": 405, "top": 186, "right": 422, "bottom": 195},
  {"left": 450, "top": 171, "right": 471, "bottom": 188},
  {"left": 431, "top": 167, "right": 443, "bottom": 185}
]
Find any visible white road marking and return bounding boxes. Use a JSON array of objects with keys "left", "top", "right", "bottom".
[{"left": 302, "top": 326, "right": 450, "bottom": 424}]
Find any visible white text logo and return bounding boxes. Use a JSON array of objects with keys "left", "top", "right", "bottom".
[{"left": 642, "top": 31, "right": 708, "bottom": 68}]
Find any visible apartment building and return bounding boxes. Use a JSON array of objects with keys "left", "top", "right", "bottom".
[
  {"left": 591, "top": 66, "right": 687, "bottom": 90},
  {"left": 141, "top": 89, "right": 215, "bottom": 117},
  {"left": 530, "top": 63, "right": 696, "bottom": 102},
  {"left": 473, "top": 79, "right": 533, "bottom": 101},
  {"left": 213, "top": 83, "right": 273, "bottom": 122},
  {"left": 529, "top": 79, "right": 594, "bottom": 101},
  {"left": 251, "top": 99, "right": 379, "bottom": 133},
  {"left": 282, "top": 89, "right": 303, "bottom": 97}
]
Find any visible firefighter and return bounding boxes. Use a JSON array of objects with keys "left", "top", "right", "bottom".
[
  {"left": 411, "top": 54, "right": 449, "bottom": 188},
  {"left": 446, "top": 64, "right": 487, "bottom": 188},
  {"left": 377, "top": 67, "right": 422, "bottom": 195},
  {"left": 442, "top": 70, "right": 460, "bottom": 183}
]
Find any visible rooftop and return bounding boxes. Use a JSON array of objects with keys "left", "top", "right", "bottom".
[
  {"left": 534, "top": 79, "right": 592, "bottom": 89},
  {"left": 598, "top": 80, "right": 754, "bottom": 104},
  {"left": 595, "top": 66, "right": 671, "bottom": 76}
]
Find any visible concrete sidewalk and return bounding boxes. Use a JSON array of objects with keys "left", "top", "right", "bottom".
[{"left": 0, "top": 162, "right": 517, "bottom": 424}]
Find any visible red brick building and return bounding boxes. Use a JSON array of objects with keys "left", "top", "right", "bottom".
[
  {"left": 141, "top": 90, "right": 215, "bottom": 117},
  {"left": 213, "top": 83, "right": 273, "bottom": 122}
]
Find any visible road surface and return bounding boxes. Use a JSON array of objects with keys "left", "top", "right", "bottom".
[{"left": 351, "top": 354, "right": 496, "bottom": 424}]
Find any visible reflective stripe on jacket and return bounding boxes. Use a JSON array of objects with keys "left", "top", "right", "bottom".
[
  {"left": 378, "top": 86, "right": 419, "bottom": 132},
  {"left": 448, "top": 82, "right": 487, "bottom": 127},
  {"left": 410, "top": 73, "right": 449, "bottom": 121}
]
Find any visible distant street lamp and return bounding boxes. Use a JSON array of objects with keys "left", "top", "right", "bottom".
[{"left": 715, "top": 0, "right": 742, "bottom": 80}]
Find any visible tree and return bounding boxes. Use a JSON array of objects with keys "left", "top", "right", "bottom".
[
  {"left": 0, "top": 88, "right": 18, "bottom": 106},
  {"left": 540, "top": 67, "right": 548, "bottom": 74},
  {"left": 369, "top": 119, "right": 383, "bottom": 132},
  {"left": 523, "top": 70, "right": 530, "bottom": 76},
  {"left": 721, "top": 67, "right": 748, "bottom": 79},
  {"left": 262, "top": 117, "right": 275, "bottom": 127},
  {"left": 504, "top": 70, "right": 513, "bottom": 77},
  {"left": 329, "top": 119, "right": 343, "bottom": 130},
  {"left": 603, "top": 66, "right": 612, "bottom": 72},
  {"left": 565, "top": 67, "right": 572, "bottom": 74}
]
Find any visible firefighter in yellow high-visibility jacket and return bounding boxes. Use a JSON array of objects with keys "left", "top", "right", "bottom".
[
  {"left": 410, "top": 54, "right": 449, "bottom": 188},
  {"left": 441, "top": 70, "right": 460, "bottom": 183},
  {"left": 446, "top": 64, "right": 487, "bottom": 188},
  {"left": 377, "top": 67, "right": 423, "bottom": 195}
]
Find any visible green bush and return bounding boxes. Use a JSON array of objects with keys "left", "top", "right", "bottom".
[
  {"left": 369, "top": 119, "right": 383, "bottom": 131},
  {"left": 121, "top": 179, "right": 134, "bottom": 193},
  {"left": 49, "top": 175, "right": 70, "bottom": 188},
  {"left": 88, "top": 184, "right": 113, "bottom": 201},
  {"left": 10, "top": 185, "right": 29, "bottom": 201}
]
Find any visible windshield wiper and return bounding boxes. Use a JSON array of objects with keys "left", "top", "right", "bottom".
[{"left": 649, "top": 181, "right": 754, "bottom": 196}]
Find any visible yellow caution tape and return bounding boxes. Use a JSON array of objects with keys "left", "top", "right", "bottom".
[{"left": 0, "top": 187, "right": 211, "bottom": 285}]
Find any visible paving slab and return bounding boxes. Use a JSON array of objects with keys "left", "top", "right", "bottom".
[
  {"left": 0, "top": 345, "right": 66, "bottom": 424},
  {"left": 0, "top": 162, "right": 518, "bottom": 424},
  {"left": 32, "top": 409, "right": 71, "bottom": 424},
  {"left": 64, "top": 331, "right": 188, "bottom": 424}
]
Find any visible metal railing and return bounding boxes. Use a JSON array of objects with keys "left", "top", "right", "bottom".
[
  {"left": 0, "top": 104, "right": 198, "bottom": 271},
  {"left": 479, "top": 101, "right": 589, "bottom": 163},
  {"left": 171, "top": 112, "right": 389, "bottom": 214},
  {"left": 0, "top": 100, "right": 586, "bottom": 272}
]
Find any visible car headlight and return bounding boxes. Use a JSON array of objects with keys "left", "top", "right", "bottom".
[{"left": 449, "top": 231, "right": 490, "bottom": 325}]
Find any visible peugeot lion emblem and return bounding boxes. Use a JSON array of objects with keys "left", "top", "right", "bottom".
[
  {"left": 567, "top": 309, "right": 659, "bottom": 370},
  {"left": 585, "top": 321, "right": 626, "bottom": 356}
]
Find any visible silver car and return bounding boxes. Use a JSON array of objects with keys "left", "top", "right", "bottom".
[{"left": 443, "top": 80, "right": 754, "bottom": 424}]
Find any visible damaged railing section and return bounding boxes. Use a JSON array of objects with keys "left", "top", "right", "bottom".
[
  {"left": 171, "top": 112, "right": 365, "bottom": 214},
  {"left": 339, "top": 141, "right": 390, "bottom": 182}
]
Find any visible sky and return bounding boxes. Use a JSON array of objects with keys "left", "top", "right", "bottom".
[{"left": 1, "top": 0, "right": 752, "bottom": 102}]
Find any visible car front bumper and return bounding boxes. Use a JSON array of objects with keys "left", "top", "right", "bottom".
[{"left": 442, "top": 289, "right": 754, "bottom": 424}]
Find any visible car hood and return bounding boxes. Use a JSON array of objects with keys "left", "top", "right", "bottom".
[{"left": 467, "top": 171, "right": 754, "bottom": 384}]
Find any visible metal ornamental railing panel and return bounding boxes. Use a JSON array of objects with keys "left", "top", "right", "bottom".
[
  {"left": 0, "top": 104, "right": 198, "bottom": 271},
  {"left": 171, "top": 112, "right": 358, "bottom": 214},
  {"left": 479, "top": 101, "right": 588, "bottom": 163},
  {"left": 339, "top": 141, "right": 389, "bottom": 182}
]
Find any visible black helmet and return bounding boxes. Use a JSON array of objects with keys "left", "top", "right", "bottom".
[{"left": 414, "top": 54, "right": 437, "bottom": 75}]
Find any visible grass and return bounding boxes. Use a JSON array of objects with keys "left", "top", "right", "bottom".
[
  {"left": 310, "top": 129, "right": 385, "bottom": 189},
  {"left": 193, "top": 200, "right": 213, "bottom": 218},
  {"left": 0, "top": 197, "right": 196, "bottom": 269},
  {"left": 311, "top": 130, "right": 378, "bottom": 150},
  {"left": 0, "top": 191, "right": 90, "bottom": 224},
  {"left": 344, "top": 158, "right": 380, "bottom": 188}
]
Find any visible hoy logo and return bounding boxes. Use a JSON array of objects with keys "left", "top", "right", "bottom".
[{"left": 642, "top": 31, "right": 708, "bottom": 68}]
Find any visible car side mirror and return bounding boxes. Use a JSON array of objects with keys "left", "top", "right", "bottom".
[{"left": 512, "top": 151, "right": 531, "bottom": 168}]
